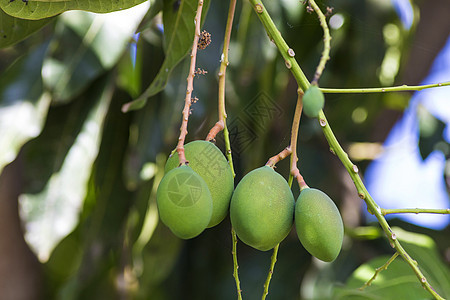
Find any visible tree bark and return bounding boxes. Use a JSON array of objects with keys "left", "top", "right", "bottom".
[{"left": 0, "top": 158, "right": 43, "bottom": 300}]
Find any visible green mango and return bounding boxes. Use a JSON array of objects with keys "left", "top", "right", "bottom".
[
  {"left": 230, "top": 166, "right": 295, "bottom": 251},
  {"left": 165, "top": 140, "right": 234, "bottom": 227},
  {"left": 295, "top": 188, "right": 344, "bottom": 262},
  {"left": 156, "top": 165, "right": 212, "bottom": 239},
  {"left": 302, "top": 85, "right": 324, "bottom": 118}
]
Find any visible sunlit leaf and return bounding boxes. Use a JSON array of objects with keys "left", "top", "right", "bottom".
[
  {"left": 122, "top": 0, "right": 210, "bottom": 112},
  {"left": 334, "top": 228, "right": 450, "bottom": 299},
  {"left": 0, "top": 0, "right": 147, "bottom": 20},
  {"left": 334, "top": 256, "right": 431, "bottom": 299},
  {"left": 42, "top": 24, "right": 102, "bottom": 103},
  {"left": 42, "top": 2, "right": 149, "bottom": 103},
  {"left": 136, "top": 0, "right": 163, "bottom": 32},
  {"left": 54, "top": 91, "right": 134, "bottom": 298},
  {"left": 0, "top": 8, "right": 54, "bottom": 48},
  {"left": 20, "top": 76, "right": 110, "bottom": 194},
  {"left": 394, "top": 227, "right": 450, "bottom": 298},
  {"left": 19, "top": 75, "right": 113, "bottom": 262},
  {"left": 0, "top": 42, "right": 50, "bottom": 174}
]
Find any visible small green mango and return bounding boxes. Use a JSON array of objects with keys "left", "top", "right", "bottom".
[
  {"left": 295, "top": 188, "right": 343, "bottom": 262},
  {"left": 302, "top": 85, "right": 324, "bottom": 118},
  {"left": 230, "top": 166, "right": 294, "bottom": 251},
  {"left": 156, "top": 165, "right": 212, "bottom": 239},
  {"left": 165, "top": 140, "right": 234, "bottom": 228}
]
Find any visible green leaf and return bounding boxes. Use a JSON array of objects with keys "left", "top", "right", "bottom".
[
  {"left": 122, "top": 0, "right": 210, "bottom": 112},
  {"left": 0, "top": 42, "right": 50, "bottom": 174},
  {"left": 0, "top": 0, "right": 147, "bottom": 20},
  {"left": 20, "top": 74, "right": 113, "bottom": 261},
  {"left": 124, "top": 93, "right": 168, "bottom": 186},
  {"left": 20, "top": 75, "right": 111, "bottom": 194},
  {"left": 42, "top": 24, "right": 103, "bottom": 103},
  {"left": 334, "top": 256, "right": 431, "bottom": 299},
  {"left": 136, "top": 0, "right": 163, "bottom": 32},
  {"left": 44, "top": 230, "right": 83, "bottom": 292},
  {"left": 334, "top": 228, "right": 450, "bottom": 299},
  {"left": 136, "top": 222, "right": 183, "bottom": 297},
  {"left": 42, "top": 3, "right": 148, "bottom": 103},
  {"left": 117, "top": 38, "right": 143, "bottom": 98},
  {"left": 55, "top": 90, "right": 135, "bottom": 299},
  {"left": 393, "top": 227, "right": 450, "bottom": 298},
  {"left": 0, "top": 8, "right": 54, "bottom": 48}
]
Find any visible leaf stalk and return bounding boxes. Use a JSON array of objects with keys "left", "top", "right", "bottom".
[{"left": 320, "top": 81, "right": 450, "bottom": 94}]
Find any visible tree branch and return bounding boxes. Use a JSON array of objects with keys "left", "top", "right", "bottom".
[{"left": 176, "top": 0, "right": 205, "bottom": 166}]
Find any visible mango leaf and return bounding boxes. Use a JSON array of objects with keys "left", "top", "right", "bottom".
[
  {"left": 0, "top": 8, "right": 54, "bottom": 48},
  {"left": 334, "top": 256, "right": 431, "bottom": 299},
  {"left": 122, "top": 0, "right": 210, "bottom": 112},
  {"left": 19, "top": 74, "right": 113, "bottom": 262},
  {"left": 116, "top": 36, "right": 143, "bottom": 98},
  {"left": 52, "top": 90, "right": 135, "bottom": 299},
  {"left": 42, "top": 24, "right": 102, "bottom": 104},
  {"left": 20, "top": 75, "right": 111, "bottom": 194},
  {"left": 44, "top": 230, "right": 83, "bottom": 294},
  {"left": 136, "top": 0, "right": 163, "bottom": 32},
  {"left": 0, "top": 42, "right": 50, "bottom": 174},
  {"left": 130, "top": 154, "right": 182, "bottom": 291},
  {"left": 42, "top": 2, "right": 149, "bottom": 103},
  {"left": 136, "top": 222, "right": 182, "bottom": 298},
  {"left": 0, "top": 0, "right": 147, "bottom": 20},
  {"left": 124, "top": 94, "right": 166, "bottom": 186},
  {"left": 334, "top": 228, "right": 450, "bottom": 299},
  {"left": 393, "top": 227, "right": 450, "bottom": 298}
]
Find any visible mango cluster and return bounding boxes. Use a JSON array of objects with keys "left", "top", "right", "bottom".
[
  {"left": 157, "top": 142, "right": 344, "bottom": 262},
  {"left": 230, "top": 167, "right": 343, "bottom": 262},
  {"left": 157, "top": 141, "right": 234, "bottom": 239}
]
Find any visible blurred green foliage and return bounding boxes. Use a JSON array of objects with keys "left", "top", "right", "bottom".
[{"left": 0, "top": 0, "right": 449, "bottom": 299}]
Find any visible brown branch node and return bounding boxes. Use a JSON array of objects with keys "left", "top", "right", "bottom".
[
  {"left": 265, "top": 147, "right": 292, "bottom": 168},
  {"left": 206, "top": 120, "right": 225, "bottom": 142}
]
